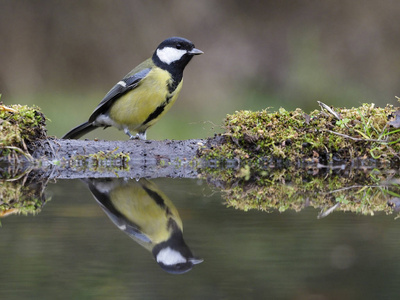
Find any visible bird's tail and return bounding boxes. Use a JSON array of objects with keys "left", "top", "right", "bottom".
[{"left": 62, "top": 122, "right": 97, "bottom": 139}]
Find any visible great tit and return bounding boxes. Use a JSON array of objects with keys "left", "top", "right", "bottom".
[
  {"left": 83, "top": 178, "right": 203, "bottom": 274},
  {"left": 62, "top": 37, "right": 203, "bottom": 140}
]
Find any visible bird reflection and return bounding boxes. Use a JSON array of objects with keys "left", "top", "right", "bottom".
[{"left": 83, "top": 178, "right": 203, "bottom": 274}]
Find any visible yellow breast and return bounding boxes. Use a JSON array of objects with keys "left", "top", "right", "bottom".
[
  {"left": 110, "top": 180, "right": 182, "bottom": 248},
  {"left": 108, "top": 68, "right": 182, "bottom": 133}
]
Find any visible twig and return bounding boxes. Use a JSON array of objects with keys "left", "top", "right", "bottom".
[
  {"left": 324, "top": 184, "right": 387, "bottom": 194},
  {"left": 322, "top": 129, "right": 389, "bottom": 143},
  {"left": 317, "top": 101, "right": 342, "bottom": 121}
]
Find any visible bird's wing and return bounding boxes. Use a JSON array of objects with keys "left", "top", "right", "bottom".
[
  {"left": 100, "top": 202, "right": 152, "bottom": 244},
  {"left": 88, "top": 67, "right": 151, "bottom": 123},
  {"left": 84, "top": 179, "right": 152, "bottom": 244}
]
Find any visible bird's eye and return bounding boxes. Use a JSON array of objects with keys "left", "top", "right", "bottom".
[{"left": 176, "top": 43, "right": 182, "bottom": 49}]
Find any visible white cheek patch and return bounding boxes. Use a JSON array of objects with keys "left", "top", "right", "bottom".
[
  {"left": 156, "top": 47, "right": 186, "bottom": 64},
  {"left": 156, "top": 247, "right": 187, "bottom": 265}
]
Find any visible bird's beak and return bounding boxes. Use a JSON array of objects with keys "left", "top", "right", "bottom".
[
  {"left": 189, "top": 257, "right": 204, "bottom": 265},
  {"left": 188, "top": 48, "right": 204, "bottom": 55}
]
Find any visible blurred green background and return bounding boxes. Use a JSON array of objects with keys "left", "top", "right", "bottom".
[{"left": 1, "top": 0, "right": 400, "bottom": 140}]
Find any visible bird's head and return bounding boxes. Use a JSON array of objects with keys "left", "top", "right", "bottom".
[
  {"left": 154, "top": 245, "right": 203, "bottom": 274},
  {"left": 153, "top": 37, "right": 203, "bottom": 71}
]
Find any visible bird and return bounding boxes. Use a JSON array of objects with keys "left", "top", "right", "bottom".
[
  {"left": 62, "top": 37, "right": 203, "bottom": 140},
  {"left": 83, "top": 178, "right": 203, "bottom": 274}
]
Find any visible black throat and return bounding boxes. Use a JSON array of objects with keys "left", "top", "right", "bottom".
[{"left": 152, "top": 52, "right": 193, "bottom": 93}]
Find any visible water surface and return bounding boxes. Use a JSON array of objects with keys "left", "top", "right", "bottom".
[{"left": 1, "top": 178, "right": 399, "bottom": 300}]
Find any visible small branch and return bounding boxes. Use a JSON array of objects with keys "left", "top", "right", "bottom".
[{"left": 322, "top": 129, "right": 389, "bottom": 143}]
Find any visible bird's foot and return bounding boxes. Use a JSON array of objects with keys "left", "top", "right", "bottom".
[
  {"left": 137, "top": 132, "right": 147, "bottom": 140},
  {"left": 129, "top": 135, "right": 139, "bottom": 140},
  {"left": 125, "top": 129, "right": 147, "bottom": 140}
]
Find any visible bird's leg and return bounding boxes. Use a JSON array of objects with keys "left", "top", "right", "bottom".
[
  {"left": 124, "top": 128, "right": 136, "bottom": 139},
  {"left": 124, "top": 128, "right": 147, "bottom": 140}
]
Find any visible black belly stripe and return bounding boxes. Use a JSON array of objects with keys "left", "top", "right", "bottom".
[
  {"left": 143, "top": 103, "right": 166, "bottom": 125},
  {"left": 142, "top": 185, "right": 165, "bottom": 208},
  {"left": 142, "top": 95, "right": 173, "bottom": 125},
  {"left": 142, "top": 185, "right": 172, "bottom": 216}
]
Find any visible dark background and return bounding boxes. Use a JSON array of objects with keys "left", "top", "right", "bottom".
[{"left": 1, "top": 0, "right": 400, "bottom": 139}]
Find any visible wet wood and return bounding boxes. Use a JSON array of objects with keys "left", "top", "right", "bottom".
[{"left": 30, "top": 138, "right": 208, "bottom": 179}]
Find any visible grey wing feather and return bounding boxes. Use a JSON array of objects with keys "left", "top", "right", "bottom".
[
  {"left": 88, "top": 68, "right": 151, "bottom": 123},
  {"left": 86, "top": 181, "right": 152, "bottom": 244},
  {"left": 101, "top": 203, "right": 152, "bottom": 244}
]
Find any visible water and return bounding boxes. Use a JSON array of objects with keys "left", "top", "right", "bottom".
[{"left": 1, "top": 177, "right": 400, "bottom": 300}]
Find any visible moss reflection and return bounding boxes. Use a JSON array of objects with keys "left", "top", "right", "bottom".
[
  {"left": 205, "top": 166, "right": 400, "bottom": 217},
  {"left": 0, "top": 170, "right": 49, "bottom": 217}
]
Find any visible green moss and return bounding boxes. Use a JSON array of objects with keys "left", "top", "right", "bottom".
[
  {"left": 199, "top": 102, "right": 400, "bottom": 216},
  {"left": 0, "top": 101, "right": 47, "bottom": 160},
  {"left": 200, "top": 103, "right": 400, "bottom": 168}
]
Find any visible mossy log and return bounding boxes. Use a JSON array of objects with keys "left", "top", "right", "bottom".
[
  {"left": 2, "top": 102, "right": 400, "bottom": 216},
  {"left": 2, "top": 102, "right": 400, "bottom": 178},
  {"left": 200, "top": 102, "right": 400, "bottom": 169},
  {"left": 33, "top": 138, "right": 205, "bottom": 179}
]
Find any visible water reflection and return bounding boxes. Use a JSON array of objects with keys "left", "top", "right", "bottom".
[
  {"left": 83, "top": 178, "right": 203, "bottom": 274},
  {"left": 2, "top": 172, "right": 400, "bottom": 298},
  {"left": 205, "top": 166, "right": 400, "bottom": 217},
  {"left": 2, "top": 165, "right": 400, "bottom": 220},
  {"left": 0, "top": 168, "right": 48, "bottom": 217}
]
